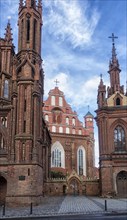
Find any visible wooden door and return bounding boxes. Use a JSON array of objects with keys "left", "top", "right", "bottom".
[{"left": 116, "top": 171, "right": 127, "bottom": 197}]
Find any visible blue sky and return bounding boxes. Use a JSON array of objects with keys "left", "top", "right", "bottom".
[{"left": 0, "top": 0, "right": 126, "bottom": 166}]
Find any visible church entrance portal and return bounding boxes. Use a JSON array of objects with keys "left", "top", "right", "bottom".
[
  {"left": 0, "top": 176, "right": 7, "bottom": 205},
  {"left": 116, "top": 171, "right": 127, "bottom": 197},
  {"left": 69, "top": 178, "right": 79, "bottom": 195}
]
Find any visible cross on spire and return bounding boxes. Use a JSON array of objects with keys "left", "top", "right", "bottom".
[
  {"left": 54, "top": 79, "right": 59, "bottom": 87},
  {"left": 109, "top": 33, "right": 118, "bottom": 62},
  {"left": 100, "top": 73, "right": 103, "bottom": 79},
  {"left": 108, "top": 33, "right": 118, "bottom": 44}
]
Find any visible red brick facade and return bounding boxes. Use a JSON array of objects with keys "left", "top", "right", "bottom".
[
  {"left": 43, "top": 86, "right": 98, "bottom": 196},
  {"left": 0, "top": 0, "right": 51, "bottom": 206},
  {"left": 95, "top": 34, "right": 127, "bottom": 197}
]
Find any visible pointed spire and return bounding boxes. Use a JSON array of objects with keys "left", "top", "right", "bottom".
[
  {"left": 108, "top": 33, "right": 118, "bottom": 63},
  {"left": 99, "top": 73, "right": 104, "bottom": 87},
  {"left": 4, "top": 20, "right": 13, "bottom": 43}
]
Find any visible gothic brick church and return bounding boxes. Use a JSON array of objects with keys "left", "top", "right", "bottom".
[
  {"left": 0, "top": 0, "right": 127, "bottom": 206},
  {"left": 96, "top": 34, "right": 127, "bottom": 197},
  {"left": 43, "top": 86, "right": 98, "bottom": 196},
  {"left": 0, "top": 0, "right": 51, "bottom": 205}
]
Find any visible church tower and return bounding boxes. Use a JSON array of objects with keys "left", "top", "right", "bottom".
[
  {"left": 0, "top": 0, "right": 51, "bottom": 205},
  {"left": 95, "top": 34, "right": 127, "bottom": 197}
]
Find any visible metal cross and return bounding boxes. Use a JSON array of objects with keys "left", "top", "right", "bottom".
[
  {"left": 54, "top": 79, "right": 59, "bottom": 87},
  {"left": 108, "top": 33, "right": 118, "bottom": 43},
  {"left": 100, "top": 73, "right": 103, "bottom": 79}
]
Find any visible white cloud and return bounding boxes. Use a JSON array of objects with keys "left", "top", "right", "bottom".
[{"left": 43, "top": 0, "right": 100, "bottom": 48}]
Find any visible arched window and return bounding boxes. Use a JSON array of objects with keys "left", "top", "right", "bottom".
[
  {"left": 66, "top": 127, "right": 70, "bottom": 134},
  {"left": 52, "top": 126, "right": 56, "bottom": 132},
  {"left": 116, "top": 97, "right": 120, "bottom": 106},
  {"left": 59, "top": 126, "right": 63, "bottom": 133},
  {"left": 72, "top": 118, "right": 76, "bottom": 126},
  {"left": 59, "top": 97, "right": 63, "bottom": 106},
  {"left": 0, "top": 133, "right": 5, "bottom": 149},
  {"left": 114, "top": 126, "right": 126, "bottom": 151},
  {"left": 78, "top": 129, "right": 82, "bottom": 135},
  {"left": 45, "top": 114, "right": 49, "bottom": 122},
  {"left": 77, "top": 146, "right": 86, "bottom": 176},
  {"left": 1, "top": 117, "right": 7, "bottom": 127},
  {"left": 51, "top": 96, "right": 55, "bottom": 106},
  {"left": 72, "top": 128, "right": 75, "bottom": 134},
  {"left": 4, "top": 79, "right": 9, "bottom": 98},
  {"left": 51, "top": 141, "right": 65, "bottom": 168},
  {"left": 66, "top": 117, "right": 69, "bottom": 125}
]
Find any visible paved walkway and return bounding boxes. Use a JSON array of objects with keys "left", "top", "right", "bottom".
[{"left": 0, "top": 196, "right": 127, "bottom": 218}]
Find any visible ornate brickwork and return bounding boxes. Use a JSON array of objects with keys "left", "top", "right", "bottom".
[
  {"left": 0, "top": 0, "right": 51, "bottom": 206},
  {"left": 95, "top": 34, "right": 127, "bottom": 197}
]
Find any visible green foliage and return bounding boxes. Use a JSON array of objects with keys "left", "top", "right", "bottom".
[{"left": 50, "top": 171, "right": 66, "bottom": 178}]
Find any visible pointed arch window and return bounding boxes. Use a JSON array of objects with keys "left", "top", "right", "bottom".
[
  {"left": 77, "top": 146, "right": 86, "bottom": 176},
  {"left": 116, "top": 97, "right": 120, "bottom": 106},
  {"left": 52, "top": 149, "right": 61, "bottom": 167},
  {"left": 114, "top": 126, "right": 126, "bottom": 151},
  {"left": 4, "top": 79, "right": 9, "bottom": 98},
  {"left": 51, "top": 141, "right": 65, "bottom": 168}
]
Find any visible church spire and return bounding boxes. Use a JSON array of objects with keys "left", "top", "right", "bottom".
[
  {"left": 109, "top": 33, "right": 118, "bottom": 63},
  {"left": 107, "top": 33, "right": 123, "bottom": 96},
  {"left": 4, "top": 20, "right": 13, "bottom": 43}
]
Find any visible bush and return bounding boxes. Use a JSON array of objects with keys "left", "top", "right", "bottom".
[{"left": 50, "top": 171, "right": 66, "bottom": 178}]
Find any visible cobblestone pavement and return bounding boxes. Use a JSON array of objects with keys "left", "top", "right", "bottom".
[{"left": 0, "top": 196, "right": 127, "bottom": 218}]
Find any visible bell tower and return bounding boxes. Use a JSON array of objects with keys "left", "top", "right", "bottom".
[
  {"left": 95, "top": 34, "right": 127, "bottom": 197},
  {"left": 5, "top": 0, "right": 47, "bottom": 205}
]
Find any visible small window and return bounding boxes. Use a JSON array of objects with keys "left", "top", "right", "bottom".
[
  {"left": 116, "top": 97, "right": 120, "bottom": 106},
  {"left": 23, "top": 120, "right": 26, "bottom": 133},
  {"left": 52, "top": 126, "right": 56, "bottom": 132},
  {"left": 59, "top": 97, "right": 63, "bottom": 106},
  {"left": 66, "top": 117, "right": 69, "bottom": 125},
  {"left": 72, "top": 128, "right": 75, "bottom": 134},
  {"left": 1, "top": 117, "right": 7, "bottom": 127},
  {"left": 26, "top": 17, "right": 30, "bottom": 41},
  {"left": 66, "top": 127, "right": 70, "bottom": 134},
  {"left": 22, "top": 143, "right": 25, "bottom": 161},
  {"left": 0, "top": 133, "right": 5, "bottom": 149},
  {"left": 59, "top": 127, "right": 63, "bottom": 133},
  {"left": 72, "top": 118, "right": 76, "bottom": 126},
  {"left": 45, "top": 114, "right": 49, "bottom": 122},
  {"left": 51, "top": 96, "right": 55, "bottom": 106},
  {"left": 4, "top": 79, "right": 9, "bottom": 98},
  {"left": 79, "top": 129, "right": 82, "bottom": 135}
]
